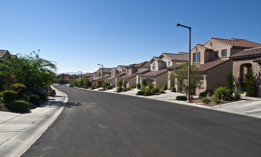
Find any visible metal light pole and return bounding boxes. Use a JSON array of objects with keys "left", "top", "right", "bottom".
[
  {"left": 78, "top": 71, "right": 82, "bottom": 79},
  {"left": 97, "top": 64, "right": 104, "bottom": 88},
  {"left": 177, "top": 23, "right": 192, "bottom": 102}
]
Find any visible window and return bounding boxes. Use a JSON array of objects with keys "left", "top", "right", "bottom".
[
  {"left": 221, "top": 49, "right": 227, "bottom": 58},
  {"left": 152, "top": 63, "right": 156, "bottom": 70},
  {"left": 167, "top": 61, "right": 171, "bottom": 67},
  {"left": 193, "top": 52, "right": 200, "bottom": 63}
]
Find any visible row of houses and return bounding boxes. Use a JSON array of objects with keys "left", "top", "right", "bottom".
[{"left": 89, "top": 37, "right": 261, "bottom": 97}]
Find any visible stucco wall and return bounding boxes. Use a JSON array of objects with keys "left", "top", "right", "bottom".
[
  {"left": 232, "top": 59, "right": 260, "bottom": 79},
  {"left": 155, "top": 71, "right": 168, "bottom": 88},
  {"left": 126, "top": 77, "right": 136, "bottom": 88},
  {"left": 206, "top": 60, "right": 233, "bottom": 90},
  {"left": 204, "top": 39, "right": 232, "bottom": 58}
]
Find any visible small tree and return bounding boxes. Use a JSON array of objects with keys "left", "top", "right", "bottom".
[
  {"left": 226, "top": 72, "right": 234, "bottom": 91},
  {"left": 244, "top": 68, "right": 258, "bottom": 97}
]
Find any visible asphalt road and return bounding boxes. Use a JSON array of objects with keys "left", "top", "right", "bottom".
[{"left": 22, "top": 85, "right": 261, "bottom": 157}]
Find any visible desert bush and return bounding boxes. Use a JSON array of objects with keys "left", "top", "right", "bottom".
[
  {"left": 162, "top": 84, "right": 167, "bottom": 90},
  {"left": 11, "top": 83, "right": 27, "bottom": 99},
  {"left": 29, "top": 94, "right": 40, "bottom": 106},
  {"left": 171, "top": 87, "right": 176, "bottom": 92},
  {"left": 50, "top": 89, "right": 56, "bottom": 96},
  {"left": 3, "top": 90, "right": 17, "bottom": 104},
  {"left": 107, "top": 86, "right": 113, "bottom": 89},
  {"left": 202, "top": 98, "right": 210, "bottom": 104},
  {"left": 137, "top": 84, "right": 141, "bottom": 89},
  {"left": 117, "top": 87, "right": 123, "bottom": 93},
  {"left": 136, "top": 90, "right": 144, "bottom": 95},
  {"left": 214, "top": 87, "right": 233, "bottom": 100},
  {"left": 151, "top": 88, "right": 159, "bottom": 94},
  {"left": 233, "top": 92, "right": 241, "bottom": 101},
  {"left": 6, "top": 100, "right": 29, "bottom": 113},
  {"left": 176, "top": 96, "right": 187, "bottom": 101},
  {"left": 144, "top": 88, "right": 152, "bottom": 96}
]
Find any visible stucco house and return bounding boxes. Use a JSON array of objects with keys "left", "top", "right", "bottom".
[
  {"left": 117, "top": 61, "right": 150, "bottom": 88},
  {"left": 192, "top": 38, "right": 261, "bottom": 95},
  {"left": 106, "top": 65, "right": 128, "bottom": 87},
  {"left": 230, "top": 47, "right": 261, "bottom": 96},
  {"left": 0, "top": 50, "right": 11, "bottom": 61},
  {"left": 92, "top": 68, "right": 112, "bottom": 87}
]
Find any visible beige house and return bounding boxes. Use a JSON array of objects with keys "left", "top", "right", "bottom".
[
  {"left": 117, "top": 61, "right": 150, "bottom": 88},
  {"left": 140, "top": 57, "right": 168, "bottom": 88},
  {"left": 230, "top": 47, "right": 261, "bottom": 96},
  {"left": 159, "top": 53, "right": 188, "bottom": 89},
  {"left": 0, "top": 50, "right": 11, "bottom": 61},
  {"left": 191, "top": 38, "right": 261, "bottom": 95},
  {"left": 92, "top": 68, "right": 112, "bottom": 87},
  {"left": 105, "top": 65, "right": 128, "bottom": 87}
]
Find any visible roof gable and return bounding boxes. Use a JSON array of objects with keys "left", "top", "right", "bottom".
[
  {"left": 230, "top": 47, "right": 261, "bottom": 59},
  {"left": 206, "top": 38, "right": 261, "bottom": 49}
]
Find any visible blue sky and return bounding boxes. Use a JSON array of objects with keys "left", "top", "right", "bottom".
[{"left": 1, "top": 0, "right": 261, "bottom": 74}]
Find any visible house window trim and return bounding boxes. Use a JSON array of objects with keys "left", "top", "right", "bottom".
[
  {"left": 221, "top": 49, "right": 227, "bottom": 58},
  {"left": 193, "top": 52, "right": 200, "bottom": 63}
]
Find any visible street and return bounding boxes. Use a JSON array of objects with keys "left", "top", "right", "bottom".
[{"left": 22, "top": 85, "right": 261, "bottom": 157}]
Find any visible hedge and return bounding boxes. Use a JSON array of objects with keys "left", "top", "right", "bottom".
[
  {"left": 6, "top": 100, "right": 29, "bottom": 113},
  {"left": 176, "top": 96, "right": 187, "bottom": 101},
  {"left": 3, "top": 90, "right": 17, "bottom": 104},
  {"left": 29, "top": 94, "right": 40, "bottom": 106}
]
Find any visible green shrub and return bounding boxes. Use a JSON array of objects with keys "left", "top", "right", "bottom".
[
  {"left": 0, "top": 92, "right": 3, "bottom": 103},
  {"left": 29, "top": 94, "right": 40, "bottom": 106},
  {"left": 151, "top": 88, "right": 159, "bottom": 94},
  {"left": 144, "top": 88, "right": 152, "bottom": 96},
  {"left": 176, "top": 96, "right": 187, "bottom": 101},
  {"left": 159, "top": 88, "right": 165, "bottom": 94},
  {"left": 233, "top": 92, "right": 241, "bottom": 101},
  {"left": 50, "top": 89, "right": 56, "bottom": 96},
  {"left": 32, "top": 90, "right": 48, "bottom": 101},
  {"left": 162, "top": 84, "right": 167, "bottom": 90},
  {"left": 117, "top": 87, "right": 123, "bottom": 93},
  {"left": 107, "top": 86, "right": 113, "bottom": 89},
  {"left": 244, "top": 68, "right": 258, "bottom": 97},
  {"left": 171, "top": 87, "right": 176, "bottom": 92},
  {"left": 136, "top": 90, "right": 144, "bottom": 95},
  {"left": 213, "top": 96, "right": 222, "bottom": 104},
  {"left": 11, "top": 83, "right": 27, "bottom": 99},
  {"left": 3, "top": 90, "right": 17, "bottom": 104},
  {"left": 226, "top": 72, "right": 234, "bottom": 90},
  {"left": 214, "top": 87, "right": 233, "bottom": 100},
  {"left": 6, "top": 100, "right": 29, "bottom": 113},
  {"left": 137, "top": 84, "right": 141, "bottom": 89},
  {"left": 202, "top": 98, "right": 211, "bottom": 104}
]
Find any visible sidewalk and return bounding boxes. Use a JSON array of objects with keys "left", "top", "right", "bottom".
[{"left": 0, "top": 86, "right": 67, "bottom": 157}]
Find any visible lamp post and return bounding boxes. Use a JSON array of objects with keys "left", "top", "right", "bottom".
[
  {"left": 78, "top": 71, "right": 82, "bottom": 79},
  {"left": 97, "top": 64, "right": 104, "bottom": 88},
  {"left": 177, "top": 23, "right": 192, "bottom": 102}
]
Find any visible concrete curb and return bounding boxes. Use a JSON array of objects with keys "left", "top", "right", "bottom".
[{"left": 0, "top": 86, "right": 68, "bottom": 157}]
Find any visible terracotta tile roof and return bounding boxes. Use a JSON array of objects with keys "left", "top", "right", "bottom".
[
  {"left": 161, "top": 52, "right": 189, "bottom": 61},
  {"left": 135, "top": 69, "right": 150, "bottom": 74},
  {"left": 197, "top": 59, "right": 229, "bottom": 72},
  {"left": 150, "top": 57, "right": 164, "bottom": 63},
  {"left": 0, "top": 50, "right": 8, "bottom": 58},
  {"left": 116, "top": 73, "right": 126, "bottom": 78},
  {"left": 254, "top": 57, "right": 261, "bottom": 63},
  {"left": 167, "top": 64, "right": 183, "bottom": 70},
  {"left": 141, "top": 69, "right": 168, "bottom": 77},
  {"left": 132, "top": 61, "right": 150, "bottom": 68},
  {"left": 119, "top": 74, "right": 136, "bottom": 80},
  {"left": 230, "top": 47, "right": 261, "bottom": 59},
  {"left": 98, "top": 68, "right": 112, "bottom": 73},
  {"left": 212, "top": 38, "right": 261, "bottom": 48},
  {"left": 197, "top": 44, "right": 213, "bottom": 51}
]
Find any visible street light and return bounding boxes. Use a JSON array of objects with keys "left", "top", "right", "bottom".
[
  {"left": 97, "top": 64, "right": 104, "bottom": 88},
  {"left": 177, "top": 23, "right": 192, "bottom": 102},
  {"left": 78, "top": 71, "right": 82, "bottom": 79}
]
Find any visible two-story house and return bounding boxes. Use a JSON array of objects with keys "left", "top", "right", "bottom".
[
  {"left": 106, "top": 65, "right": 128, "bottom": 87},
  {"left": 231, "top": 47, "right": 261, "bottom": 96},
  {"left": 140, "top": 53, "right": 188, "bottom": 89},
  {"left": 117, "top": 61, "right": 150, "bottom": 88},
  {"left": 191, "top": 38, "right": 261, "bottom": 95},
  {"left": 92, "top": 67, "right": 112, "bottom": 87}
]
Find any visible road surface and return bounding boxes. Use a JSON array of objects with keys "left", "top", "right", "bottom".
[{"left": 22, "top": 85, "right": 261, "bottom": 157}]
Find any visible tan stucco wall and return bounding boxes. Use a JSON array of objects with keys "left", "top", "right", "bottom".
[
  {"left": 206, "top": 60, "right": 233, "bottom": 90},
  {"left": 151, "top": 60, "right": 165, "bottom": 71},
  {"left": 155, "top": 71, "right": 168, "bottom": 88},
  {"left": 191, "top": 45, "right": 206, "bottom": 64},
  {"left": 232, "top": 59, "right": 260, "bottom": 79},
  {"left": 126, "top": 77, "right": 136, "bottom": 88},
  {"left": 204, "top": 39, "right": 232, "bottom": 58}
]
